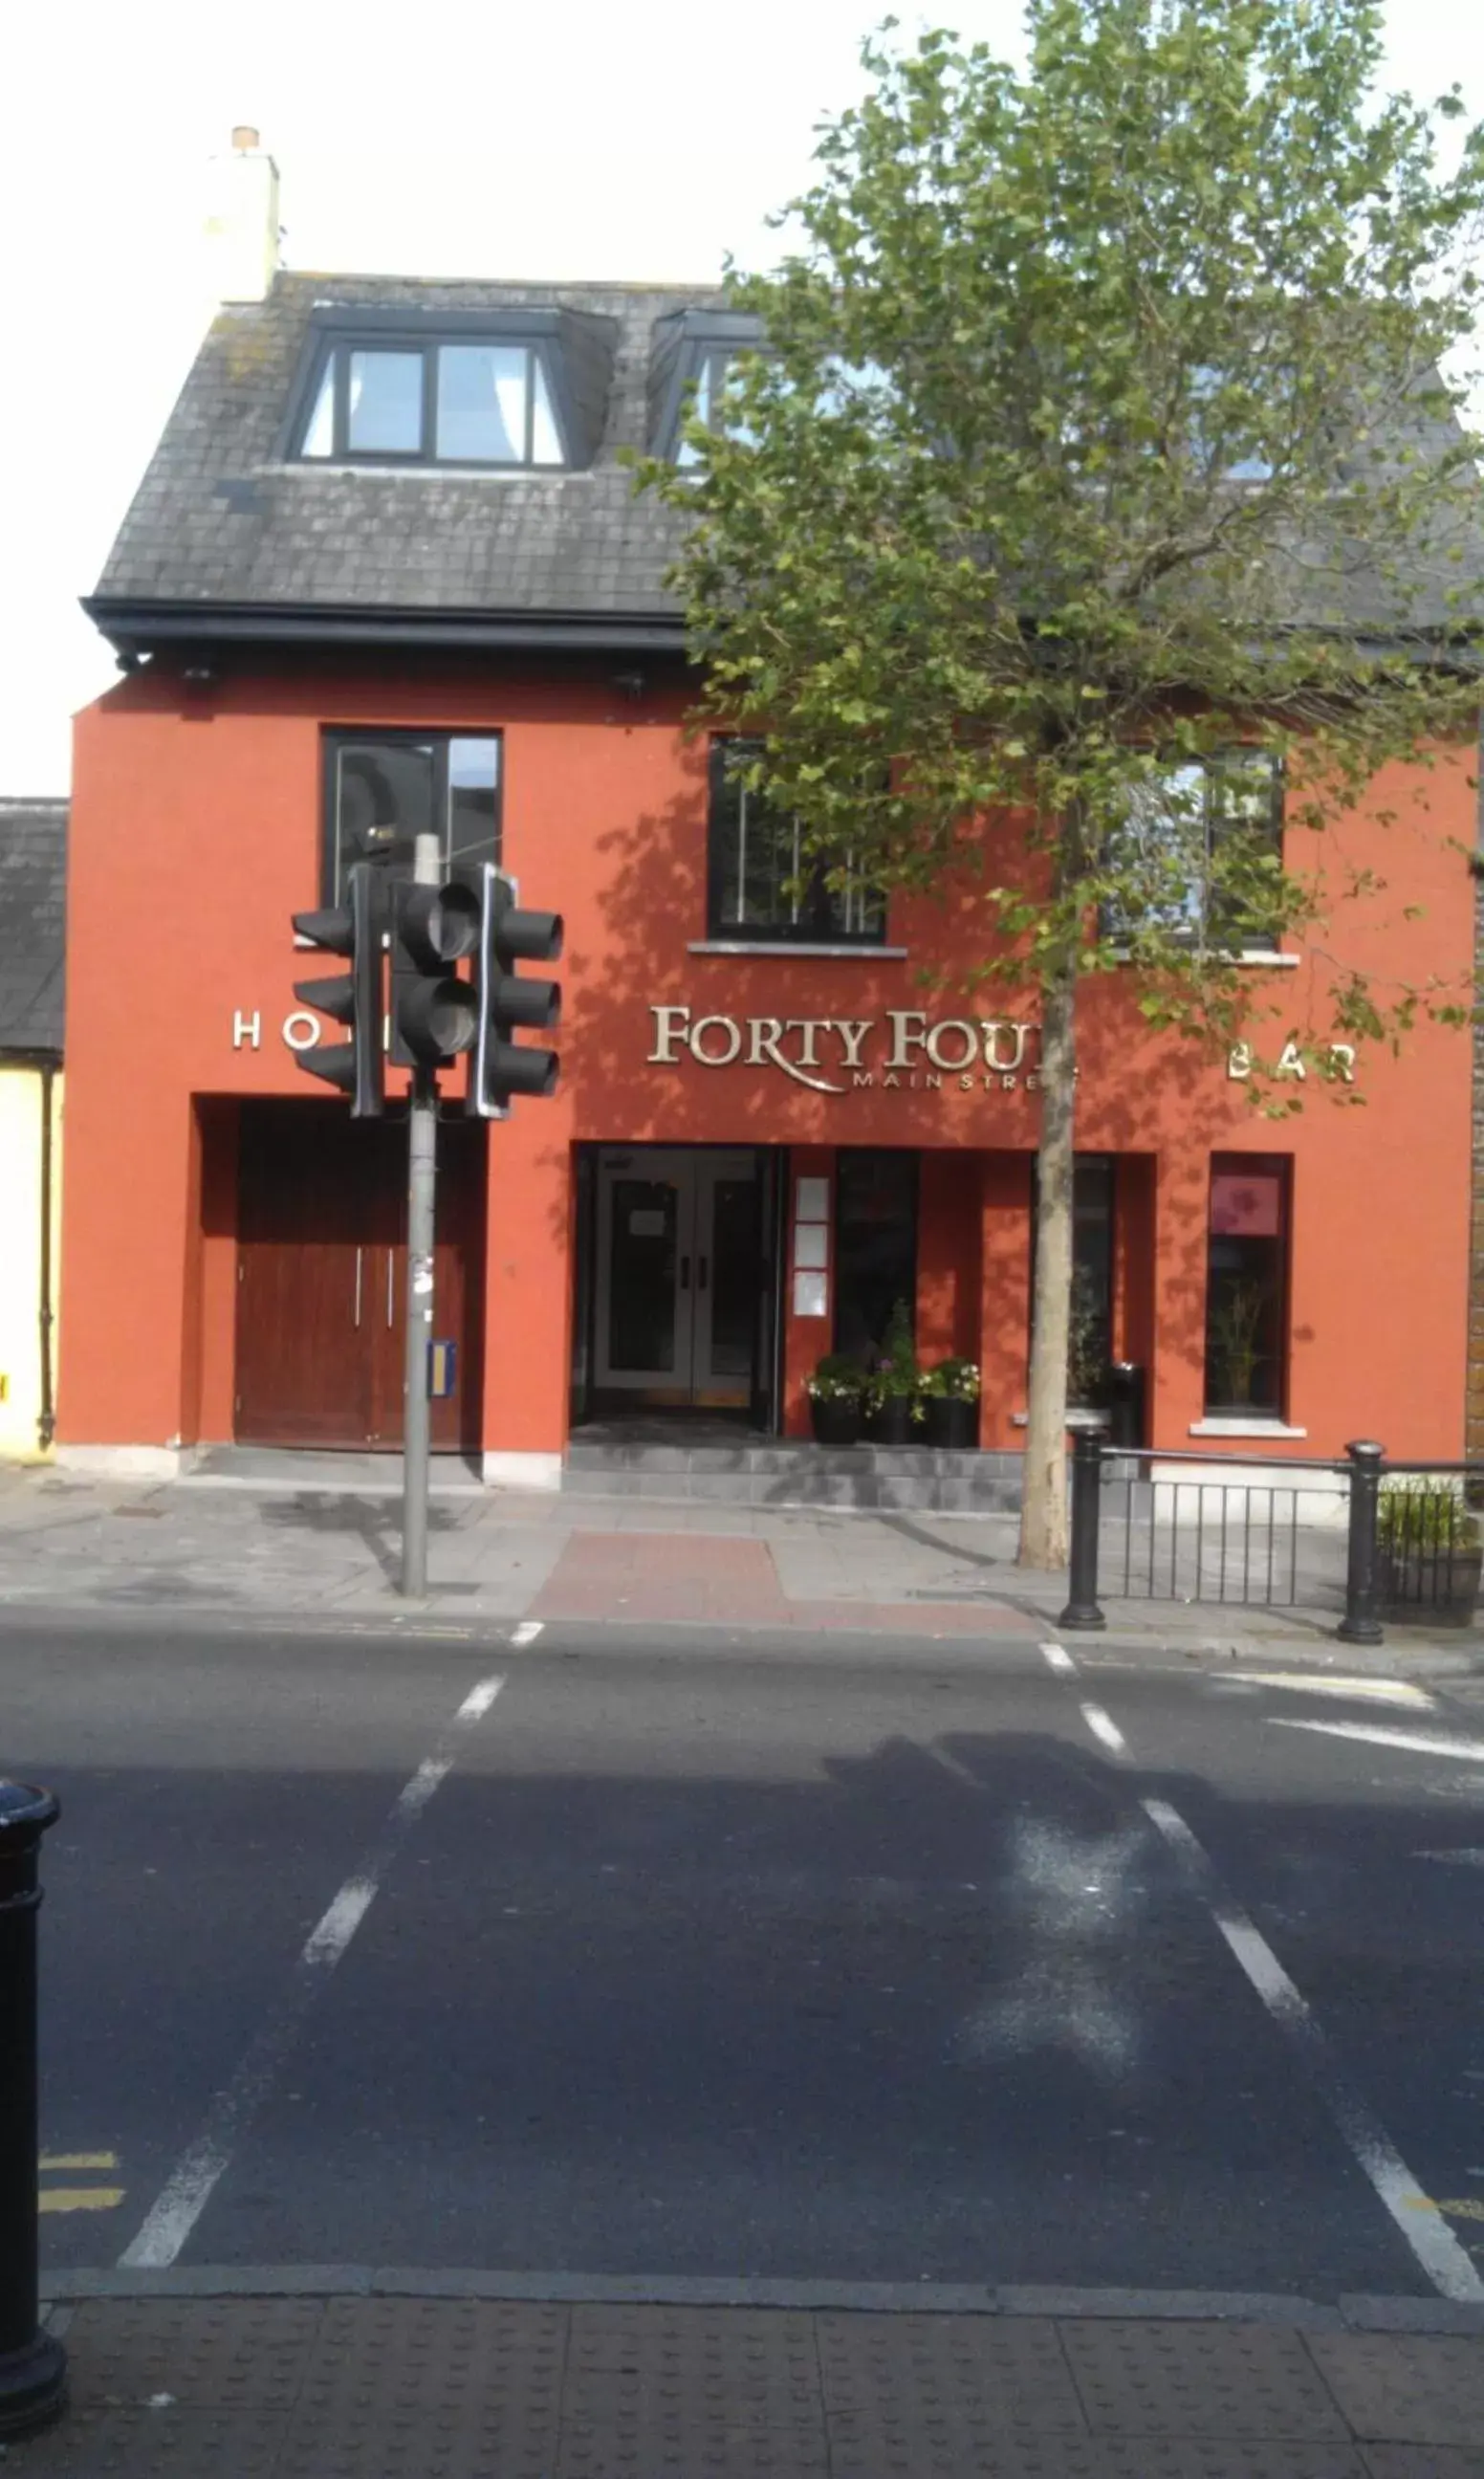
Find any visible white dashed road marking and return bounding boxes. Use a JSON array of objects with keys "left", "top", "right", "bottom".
[
  {"left": 119, "top": 1673, "right": 507, "bottom": 2272},
  {"left": 1040, "top": 1642, "right": 1077, "bottom": 1675},
  {"left": 1142, "top": 1795, "right": 1484, "bottom": 2304},
  {"left": 1080, "top": 1703, "right": 1128, "bottom": 1758},
  {"left": 1273, "top": 1720, "right": 1484, "bottom": 1764}
]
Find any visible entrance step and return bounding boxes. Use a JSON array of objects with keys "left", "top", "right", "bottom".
[{"left": 562, "top": 1438, "right": 1023, "bottom": 1513}]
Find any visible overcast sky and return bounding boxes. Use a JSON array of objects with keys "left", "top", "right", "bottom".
[{"left": 2, "top": 0, "right": 1478, "bottom": 793}]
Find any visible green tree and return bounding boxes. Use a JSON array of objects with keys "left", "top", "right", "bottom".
[{"left": 636, "top": 0, "right": 1484, "bottom": 1566}]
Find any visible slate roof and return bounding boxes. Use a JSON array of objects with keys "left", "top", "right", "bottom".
[
  {"left": 0, "top": 800, "right": 66, "bottom": 1056},
  {"left": 85, "top": 269, "right": 1484, "bottom": 656},
  {"left": 88, "top": 274, "right": 729, "bottom": 654}
]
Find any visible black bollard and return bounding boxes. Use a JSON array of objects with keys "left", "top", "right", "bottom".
[
  {"left": 1058, "top": 1428, "right": 1107, "bottom": 1633},
  {"left": 1337, "top": 1440, "right": 1386, "bottom": 1646},
  {"left": 0, "top": 1784, "right": 66, "bottom": 2440}
]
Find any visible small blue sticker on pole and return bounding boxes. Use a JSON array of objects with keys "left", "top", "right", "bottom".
[{"left": 428, "top": 1339, "right": 457, "bottom": 1399}]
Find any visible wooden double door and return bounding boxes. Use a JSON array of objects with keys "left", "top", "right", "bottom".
[{"left": 235, "top": 1103, "right": 485, "bottom": 1450}]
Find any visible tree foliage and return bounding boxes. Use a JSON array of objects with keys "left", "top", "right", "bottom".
[{"left": 635, "top": 0, "right": 1484, "bottom": 1562}]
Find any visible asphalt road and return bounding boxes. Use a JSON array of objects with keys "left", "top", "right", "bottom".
[{"left": 5, "top": 1608, "right": 1484, "bottom": 2300}]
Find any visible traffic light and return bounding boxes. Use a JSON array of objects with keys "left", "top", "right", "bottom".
[
  {"left": 390, "top": 877, "right": 481, "bottom": 1067},
  {"left": 466, "top": 863, "right": 563, "bottom": 1116},
  {"left": 291, "top": 861, "right": 384, "bottom": 1117}
]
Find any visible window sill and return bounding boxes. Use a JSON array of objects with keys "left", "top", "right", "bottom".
[
  {"left": 1189, "top": 1417, "right": 1308, "bottom": 1438},
  {"left": 1010, "top": 1409, "right": 1110, "bottom": 1431},
  {"left": 1106, "top": 947, "right": 1299, "bottom": 969},
  {"left": 281, "top": 462, "right": 589, "bottom": 483},
  {"left": 687, "top": 940, "right": 907, "bottom": 960}
]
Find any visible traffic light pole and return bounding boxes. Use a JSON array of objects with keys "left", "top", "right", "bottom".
[{"left": 401, "top": 834, "right": 441, "bottom": 1599}]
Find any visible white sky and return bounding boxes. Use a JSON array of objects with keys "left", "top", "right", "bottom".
[{"left": 1, "top": 0, "right": 1478, "bottom": 794}]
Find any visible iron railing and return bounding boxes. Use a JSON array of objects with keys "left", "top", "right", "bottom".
[{"left": 1058, "top": 1434, "right": 1484, "bottom": 1643}]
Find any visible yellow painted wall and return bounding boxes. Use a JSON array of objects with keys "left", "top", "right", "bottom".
[{"left": 0, "top": 1066, "right": 62, "bottom": 1459}]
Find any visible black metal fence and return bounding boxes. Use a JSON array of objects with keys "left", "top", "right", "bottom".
[{"left": 1058, "top": 1434, "right": 1484, "bottom": 1642}]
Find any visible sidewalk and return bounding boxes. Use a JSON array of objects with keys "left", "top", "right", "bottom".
[
  {"left": 0, "top": 1459, "right": 1475, "bottom": 1669},
  {"left": 16, "top": 2274, "right": 1484, "bottom": 2473}
]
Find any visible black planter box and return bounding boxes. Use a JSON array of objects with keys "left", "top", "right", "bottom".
[
  {"left": 809, "top": 1397, "right": 862, "bottom": 1447},
  {"left": 922, "top": 1395, "right": 978, "bottom": 1450},
  {"left": 864, "top": 1395, "right": 919, "bottom": 1446}
]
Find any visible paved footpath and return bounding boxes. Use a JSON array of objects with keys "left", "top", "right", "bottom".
[
  {"left": 13, "top": 2277, "right": 1484, "bottom": 2474},
  {"left": 0, "top": 1460, "right": 1472, "bottom": 1665}
]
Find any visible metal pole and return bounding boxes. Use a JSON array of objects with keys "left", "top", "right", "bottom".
[
  {"left": 1058, "top": 1427, "right": 1107, "bottom": 1632},
  {"left": 401, "top": 832, "right": 441, "bottom": 1600},
  {"left": 0, "top": 1784, "right": 66, "bottom": 2440},
  {"left": 1338, "top": 1438, "right": 1386, "bottom": 1645}
]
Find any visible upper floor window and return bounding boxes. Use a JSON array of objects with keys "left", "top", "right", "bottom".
[
  {"left": 322, "top": 732, "right": 501, "bottom": 904},
  {"left": 675, "top": 352, "right": 740, "bottom": 469},
  {"left": 298, "top": 341, "right": 563, "bottom": 469},
  {"left": 1104, "top": 748, "right": 1282, "bottom": 954},
  {"left": 708, "top": 741, "right": 885, "bottom": 945}
]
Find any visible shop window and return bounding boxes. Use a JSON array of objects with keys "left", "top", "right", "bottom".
[
  {"left": 1030, "top": 1157, "right": 1117, "bottom": 1405},
  {"left": 1103, "top": 749, "right": 1282, "bottom": 954},
  {"left": 834, "top": 1151, "right": 918, "bottom": 1363},
  {"left": 322, "top": 732, "right": 501, "bottom": 903},
  {"left": 1205, "top": 1155, "right": 1291, "bottom": 1415},
  {"left": 708, "top": 740, "right": 885, "bottom": 945}
]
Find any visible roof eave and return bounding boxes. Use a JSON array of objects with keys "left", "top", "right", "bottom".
[{"left": 82, "top": 598, "right": 692, "bottom": 661}]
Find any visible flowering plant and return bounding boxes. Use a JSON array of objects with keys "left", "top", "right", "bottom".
[
  {"left": 807, "top": 1352, "right": 867, "bottom": 1404},
  {"left": 919, "top": 1357, "right": 981, "bottom": 1403}
]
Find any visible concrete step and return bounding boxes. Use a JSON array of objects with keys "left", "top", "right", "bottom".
[{"left": 560, "top": 1441, "right": 1023, "bottom": 1513}]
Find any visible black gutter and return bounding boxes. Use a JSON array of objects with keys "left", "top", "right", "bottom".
[{"left": 82, "top": 598, "right": 690, "bottom": 660}]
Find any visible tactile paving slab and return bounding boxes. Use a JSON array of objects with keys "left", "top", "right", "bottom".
[
  {"left": 827, "top": 2440, "right": 1365, "bottom": 2479},
  {"left": 276, "top": 2297, "right": 566, "bottom": 2478},
  {"left": 6, "top": 2404, "right": 290, "bottom": 2475},
  {"left": 60, "top": 2298, "right": 322, "bottom": 2410},
  {"left": 1059, "top": 2321, "right": 1350, "bottom": 2438},
  {"left": 561, "top": 2304, "right": 828, "bottom": 2476},
  {"left": 818, "top": 2312, "right": 1087, "bottom": 2429},
  {"left": 1307, "top": 2334, "right": 1484, "bottom": 2447},
  {"left": 1360, "top": 2448, "right": 1484, "bottom": 2478}
]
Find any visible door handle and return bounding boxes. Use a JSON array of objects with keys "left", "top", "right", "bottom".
[
  {"left": 680, "top": 1255, "right": 690, "bottom": 1291},
  {"left": 698, "top": 1256, "right": 709, "bottom": 1292},
  {"left": 354, "top": 1246, "right": 363, "bottom": 1327},
  {"left": 386, "top": 1253, "right": 396, "bottom": 1327}
]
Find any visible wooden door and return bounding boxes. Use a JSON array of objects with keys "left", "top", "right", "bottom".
[{"left": 235, "top": 1105, "right": 485, "bottom": 1451}]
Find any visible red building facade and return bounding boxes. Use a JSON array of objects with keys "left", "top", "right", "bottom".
[{"left": 56, "top": 267, "right": 1480, "bottom": 1488}]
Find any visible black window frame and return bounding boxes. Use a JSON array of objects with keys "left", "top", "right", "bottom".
[
  {"left": 1203, "top": 1152, "right": 1293, "bottom": 1419},
  {"left": 319, "top": 728, "right": 504, "bottom": 906},
  {"left": 707, "top": 738, "right": 887, "bottom": 947},
  {"left": 1102, "top": 746, "right": 1285, "bottom": 956},
  {"left": 289, "top": 322, "right": 568, "bottom": 472}
]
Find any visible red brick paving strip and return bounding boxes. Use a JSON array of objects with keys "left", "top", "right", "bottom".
[{"left": 531, "top": 1533, "right": 1027, "bottom": 1634}]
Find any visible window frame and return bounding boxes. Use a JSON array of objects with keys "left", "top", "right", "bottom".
[
  {"left": 286, "top": 312, "right": 570, "bottom": 472},
  {"left": 1102, "top": 746, "right": 1285, "bottom": 957},
  {"left": 706, "top": 738, "right": 887, "bottom": 948},
  {"left": 319, "top": 728, "right": 504, "bottom": 906},
  {"left": 1202, "top": 1152, "right": 1293, "bottom": 1420}
]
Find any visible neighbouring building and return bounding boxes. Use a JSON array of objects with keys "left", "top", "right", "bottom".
[
  {"left": 55, "top": 141, "right": 1482, "bottom": 1496},
  {"left": 0, "top": 799, "right": 65, "bottom": 1461}
]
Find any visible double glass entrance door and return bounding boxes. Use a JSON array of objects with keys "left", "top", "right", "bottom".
[{"left": 595, "top": 1149, "right": 759, "bottom": 1408}]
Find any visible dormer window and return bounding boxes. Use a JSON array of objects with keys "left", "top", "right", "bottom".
[
  {"left": 675, "top": 352, "right": 738, "bottom": 469},
  {"left": 649, "top": 308, "right": 766, "bottom": 465},
  {"left": 297, "top": 337, "right": 565, "bottom": 468}
]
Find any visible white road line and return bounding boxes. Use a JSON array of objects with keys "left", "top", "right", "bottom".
[
  {"left": 510, "top": 1621, "right": 544, "bottom": 1648},
  {"left": 1234, "top": 1673, "right": 1433, "bottom": 1710},
  {"left": 1041, "top": 1642, "right": 1077, "bottom": 1675},
  {"left": 118, "top": 1673, "right": 506, "bottom": 2273},
  {"left": 1142, "top": 1795, "right": 1484, "bottom": 2304},
  {"left": 1080, "top": 1702, "right": 1128, "bottom": 1757},
  {"left": 1273, "top": 1720, "right": 1484, "bottom": 1763}
]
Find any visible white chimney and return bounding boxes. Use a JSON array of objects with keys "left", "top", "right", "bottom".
[{"left": 205, "top": 125, "right": 280, "bottom": 304}]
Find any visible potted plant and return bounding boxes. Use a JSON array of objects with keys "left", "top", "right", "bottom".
[
  {"left": 806, "top": 1352, "right": 867, "bottom": 1446},
  {"left": 1377, "top": 1476, "right": 1482, "bottom": 1625},
  {"left": 863, "top": 1301, "right": 923, "bottom": 1445},
  {"left": 919, "top": 1357, "right": 981, "bottom": 1449}
]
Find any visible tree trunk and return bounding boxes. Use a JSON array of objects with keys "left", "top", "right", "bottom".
[{"left": 1017, "top": 954, "right": 1078, "bottom": 1569}]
